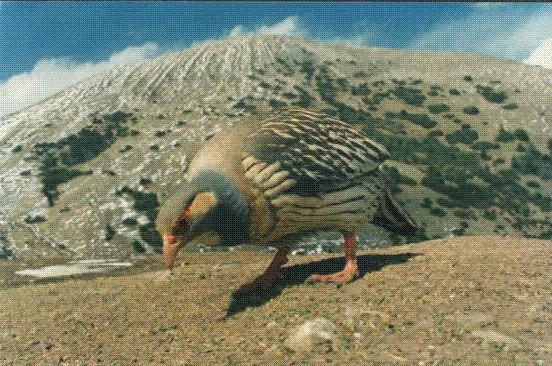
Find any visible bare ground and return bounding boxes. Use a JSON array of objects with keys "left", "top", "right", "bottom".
[{"left": 1, "top": 236, "right": 551, "bottom": 365}]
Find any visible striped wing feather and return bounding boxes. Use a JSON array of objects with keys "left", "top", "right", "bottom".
[{"left": 242, "top": 108, "right": 389, "bottom": 196}]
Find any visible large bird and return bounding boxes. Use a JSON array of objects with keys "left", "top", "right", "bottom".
[{"left": 156, "top": 108, "right": 418, "bottom": 292}]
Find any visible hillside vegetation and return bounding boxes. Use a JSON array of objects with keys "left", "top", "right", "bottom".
[{"left": 0, "top": 36, "right": 551, "bottom": 259}]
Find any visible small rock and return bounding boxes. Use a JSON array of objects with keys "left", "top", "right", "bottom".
[{"left": 284, "top": 318, "right": 338, "bottom": 353}]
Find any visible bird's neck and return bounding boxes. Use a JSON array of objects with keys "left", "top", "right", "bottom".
[{"left": 190, "top": 170, "right": 251, "bottom": 245}]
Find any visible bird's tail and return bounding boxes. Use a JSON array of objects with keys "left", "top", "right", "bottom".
[{"left": 373, "top": 187, "right": 419, "bottom": 236}]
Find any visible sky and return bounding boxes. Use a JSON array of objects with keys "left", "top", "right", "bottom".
[{"left": 1, "top": 1, "right": 552, "bottom": 117}]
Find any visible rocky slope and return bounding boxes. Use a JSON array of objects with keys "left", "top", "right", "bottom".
[
  {"left": 1, "top": 236, "right": 551, "bottom": 365},
  {"left": 0, "top": 36, "right": 551, "bottom": 259}
]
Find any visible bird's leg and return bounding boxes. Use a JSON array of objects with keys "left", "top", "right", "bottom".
[
  {"left": 311, "top": 232, "right": 359, "bottom": 284},
  {"left": 236, "top": 247, "right": 289, "bottom": 293}
]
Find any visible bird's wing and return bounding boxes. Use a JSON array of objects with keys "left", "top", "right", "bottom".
[{"left": 242, "top": 108, "right": 389, "bottom": 196}]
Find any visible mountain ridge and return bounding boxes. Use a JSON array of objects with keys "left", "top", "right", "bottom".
[{"left": 1, "top": 35, "right": 551, "bottom": 259}]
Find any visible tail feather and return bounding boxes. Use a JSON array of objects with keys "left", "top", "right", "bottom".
[{"left": 373, "top": 187, "right": 419, "bottom": 236}]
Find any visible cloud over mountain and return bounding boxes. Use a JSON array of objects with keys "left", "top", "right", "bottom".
[{"left": 0, "top": 42, "right": 161, "bottom": 117}]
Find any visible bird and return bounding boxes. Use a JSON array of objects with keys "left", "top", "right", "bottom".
[{"left": 156, "top": 107, "right": 418, "bottom": 292}]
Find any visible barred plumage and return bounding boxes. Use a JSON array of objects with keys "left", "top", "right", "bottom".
[
  {"left": 244, "top": 108, "right": 389, "bottom": 189},
  {"left": 157, "top": 107, "right": 418, "bottom": 289}
]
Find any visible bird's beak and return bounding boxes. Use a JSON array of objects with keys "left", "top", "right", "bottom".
[{"left": 163, "top": 234, "right": 185, "bottom": 270}]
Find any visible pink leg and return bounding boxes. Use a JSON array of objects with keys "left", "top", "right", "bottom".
[
  {"left": 311, "top": 232, "right": 359, "bottom": 284},
  {"left": 237, "top": 248, "right": 289, "bottom": 293}
]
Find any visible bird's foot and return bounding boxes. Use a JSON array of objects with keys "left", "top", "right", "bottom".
[
  {"left": 236, "top": 269, "right": 282, "bottom": 294},
  {"left": 310, "top": 260, "right": 359, "bottom": 284}
]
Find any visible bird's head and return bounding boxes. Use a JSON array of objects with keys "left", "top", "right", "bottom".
[{"left": 155, "top": 170, "right": 250, "bottom": 269}]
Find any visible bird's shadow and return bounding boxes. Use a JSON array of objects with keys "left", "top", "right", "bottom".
[{"left": 225, "top": 252, "right": 420, "bottom": 317}]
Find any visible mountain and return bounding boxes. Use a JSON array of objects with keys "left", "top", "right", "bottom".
[{"left": 1, "top": 35, "right": 551, "bottom": 259}]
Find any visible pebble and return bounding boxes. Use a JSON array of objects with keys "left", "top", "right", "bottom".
[{"left": 284, "top": 318, "right": 338, "bottom": 353}]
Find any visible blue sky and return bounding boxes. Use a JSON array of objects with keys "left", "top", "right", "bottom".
[{"left": 1, "top": 2, "right": 552, "bottom": 116}]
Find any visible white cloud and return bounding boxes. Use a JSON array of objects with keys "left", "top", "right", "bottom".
[
  {"left": 409, "top": 7, "right": 552, "bottom": 61},
  {"left": 228, "top": 16, "right": 307, "bottom": 38},
  {"left": 0, "top": 42, "right": 161, "bottom": 117},
  {"left": 228, "top": 15, "right": 373, "bottom": 46},
  {"left": 524, "top": 37, "right": 552, "bottom": 69}
]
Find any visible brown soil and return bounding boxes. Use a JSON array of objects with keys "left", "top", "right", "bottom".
[{"left": 1, "top": 236, "right": 551, "bottom": 365}]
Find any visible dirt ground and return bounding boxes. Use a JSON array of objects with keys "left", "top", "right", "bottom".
[{"left": 1, "top": 236, "right": 551, "bottom": 365}]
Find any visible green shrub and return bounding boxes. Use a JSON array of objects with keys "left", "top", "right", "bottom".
[
  {"left": 428, "top": 130, "right": 444, "bottom": 137},
  {"left": 380, "top": 166, "right": 417, "bottom": 193},
  {"left": 392, "top": 86, "right": 426, "bottom": 106},
  {"left": 495, "top": 128, "right": 515, "bottom": 143},
  {"left": 122, "top": 217, "right": 138, "bottom": 226},
  {"left": 463, "top": 75, "right": 474, "bottom": 82},
  {"left": 430, "top": 207, "right": 447, "bottom": 217},
  {"left": 105, "top": 224, "right": 116, "bottom": 241},
  {"left": 421, "top": 197, "right": 433, "bottom": 208},
  {"left": 427, "top": 90, "right": 439, "bottom": 97},
  {"left": 446, "top": 124, "right": 479, "bottom": 145},
  {"left": 476, "top": 84, "right": 508, "bottom": 103},
  {"left": 526, "top": 180, "right": 540, "bottom": 188},
  {"left": 503, "top": 103, "right": 519, "bottom": 110},
  {"left": 385, "top": 110, "right": 437, "bottom": 129},
  {"left": 298, "top": 60, "right": 315, "bottom": 80},
  {"left": 40, "top": 167, "right": 92, "bottom": 206},
  {"left": 462, "top": 106, "right": 480, "bottom": 115},
  {"left": 483, "top": 210, "right": 497, "bottom": 220},
  {"left": 24, "top": 215, "right": 46, "bottom": 224},
  {"left": 472, "top": 141, "right": 500, "bottom": 150},
  {"left": 292, "top": 86, "right": 314, "bottom": 108},
  {"left": 436, "top": 197, "right": 456, "bottom": 208},
  {"left": 493, "top": 158, "right": 506, "bottom": 166},
  {"left": 11, "top": 145, "right": 22, "bottom": 153},
  {"left": 269, "top": 99, "right": 287, "bottom": 109},
  {"left": 351, "top": 83, "right": 371, "bottom": 96},
  {"left": 259, "top": 81, "right": 271, "bottom": 89},
  {"left": 233, "top": 100, "right": 256, "bottom": 111},
  {"left": 427, "top": 104, "right": 450, "bottom": 114},
  {"left": 511, "top": 144, "right": 552, "bottom": 180},
  {"left": 514, "top": 128, "right": 529, "bottom": 142},
  {"left": 132, "top": 240, "right": 146, "bottom": 253},
  {"left": 449, "top": 88, "right": 461, "bottom": 96}
]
